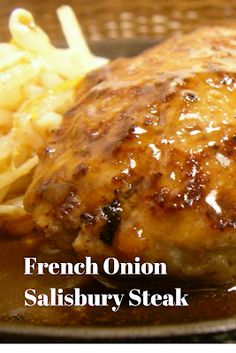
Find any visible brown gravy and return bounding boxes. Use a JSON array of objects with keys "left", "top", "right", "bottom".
[{"left": 0, "top": 234, "right": 236, "bottom": 327}]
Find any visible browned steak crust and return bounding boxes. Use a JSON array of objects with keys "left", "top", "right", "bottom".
[{"left": 25, "top": 27, "right": 236, "bottom": 285}]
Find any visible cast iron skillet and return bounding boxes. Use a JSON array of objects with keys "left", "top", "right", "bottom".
[
  {"left": 0, "top": 40, "right": 236, "bottom": 343},
  {"left": 0, "top": 317, "right": 236, "bottom": 343}
]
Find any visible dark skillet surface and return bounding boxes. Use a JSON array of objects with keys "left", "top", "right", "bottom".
[{"left": 0, "top": 40, "right": 236, "bottom": 343}]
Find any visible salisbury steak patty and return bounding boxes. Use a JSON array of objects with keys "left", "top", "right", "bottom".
[{"left": 25, "top": 27, "right": 236, "bottom": 285}]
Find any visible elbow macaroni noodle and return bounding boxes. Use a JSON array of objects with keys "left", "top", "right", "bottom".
[{"left": 0, "top": 6, "right": 107, "bottom": 234}]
